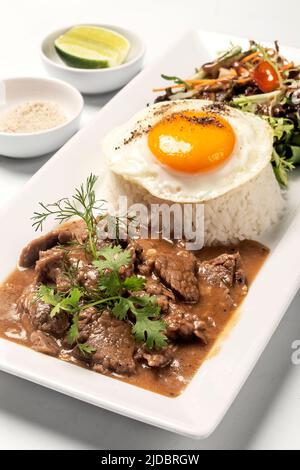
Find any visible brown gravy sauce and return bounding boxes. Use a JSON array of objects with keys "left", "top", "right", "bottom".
[{"left": 0, "top": 240, "right": 268, "bottom": 397}]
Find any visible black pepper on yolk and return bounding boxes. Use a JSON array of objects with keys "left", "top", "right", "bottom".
[{"left": 147, "top": 111, "right": 236, "bottom": 173}]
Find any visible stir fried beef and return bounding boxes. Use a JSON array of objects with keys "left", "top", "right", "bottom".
[
  {"left": 144, "top": 279, "right": 175, "bottom": 313},
  {"left": 14, "top": 220, "right": 252, "bottom": 382},
  {"left": 154, "top": 251, "right": 199, "bottom": 303},
  {"left": 165, "top": 303, "right": 208, "bottom": 343},
  {"left": 134, "top": 344, "right": 175, "bottom": 368},
  {"left": 144, "top": 279, "right": 172, "bottom": 298},
  {"left": 19, "top": 220, "right": 89, "bottom": 269},
  {"left": 76, "top": 307, "right": 100, "bottom": 342},
  {"left": 19, "top": 230, "right": 72, "bottom": 268},
  {"left": 18, "top": 284, "right": 70, "bottom": 337},
  {"left": 30, "top": 330, "right": 60, "bottom": 357},
  {"left": 133, "top": 240, "right": 199, "bottom": 303},
  {"left": 77, "top": 265, "right": 99, "bottom": 292},
  {"left": 76, "top": 309, "right": 136, "bottom": 375},
  {"left": 199, "top": 253, "right": 247, "bottom": 290},
  {"left": 35, "top": 248, "right": 70, "bottom": 290},
  {"left": 131, "top": 239, "right": 159, "bottom": 276},
  {"left": 36, "top": 245, "right": 93, "bottom": 292}
]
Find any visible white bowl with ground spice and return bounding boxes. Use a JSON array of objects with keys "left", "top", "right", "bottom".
[{"left": 0, "top": 77, "right": 83, "bottom": 158}]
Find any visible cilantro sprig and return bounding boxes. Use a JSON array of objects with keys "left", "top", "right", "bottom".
[
  {"left": 93, "top": 246, "right": 167, "bottom": 349},
  {"left": 113, "top": 295, "right": 167, "bottom": 349},
  {"left": 38, "top": 285, "right": 83, "bottom": 318},
  {"left": 37, "top": 245, "right": 167, "bottom": 352},
  {"left": 37, "top": 285, "right": 96, "bottom": 353},
  {"left": 94, "top": 245, "right": 132, "bottom": 272}
]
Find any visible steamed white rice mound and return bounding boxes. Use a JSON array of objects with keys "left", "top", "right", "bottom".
[{"left": 107, "top": 165, "right": 283, "bottom": 246}]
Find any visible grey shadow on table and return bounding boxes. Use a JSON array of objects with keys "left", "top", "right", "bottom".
[
  {"left": 0, "top": 289, "right": 299, "bottom": 450},
  {"left": 0, "top": 152, "right": 54, "bottom": 175},
  {"left": 82, "top": 90, "right": 118, "bottom": 109}
]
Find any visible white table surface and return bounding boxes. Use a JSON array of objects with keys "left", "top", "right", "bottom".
[{"left": 1, "top": 0, "right": 300, "bottom": 450}]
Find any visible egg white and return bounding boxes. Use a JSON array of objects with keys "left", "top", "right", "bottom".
[{"left": 102, "top": 100, "right": 274, "bottom": 203}]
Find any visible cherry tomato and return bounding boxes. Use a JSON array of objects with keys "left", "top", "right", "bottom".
[{"left": 253, "top": 61, "right": 280, "bottom": 93}]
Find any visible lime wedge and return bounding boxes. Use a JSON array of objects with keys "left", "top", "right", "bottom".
[{"left": 54, "top": 26, "right": 130, "bottom": 69}]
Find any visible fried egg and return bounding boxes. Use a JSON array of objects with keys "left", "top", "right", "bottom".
[{"left": 102, "top": 100, "right": 274, "bottom": 203}]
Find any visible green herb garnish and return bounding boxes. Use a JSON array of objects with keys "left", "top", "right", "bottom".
[
  {"left": 37, "top": 244, "right": 167, "bottom": 351},
  {"left": 92, "top": 246, "right": 167, "bottom": 349},
  {"left": 38, "top": 285, "right": 83, "bottom": 318},
  {"left": 93, "top": 245, "right": 131, "bottom": 272},
  {"left": 112, "top": 295, "right": 166, "bottom": 350},
  {"left": 32, "top": 174, "right": 105, "bottom": 257},
  {"left": 232, "top": 95, "right": 300, "bottom": 186},
  {"left": 37, "top": 285, "right": 95, "bottom": 352}
]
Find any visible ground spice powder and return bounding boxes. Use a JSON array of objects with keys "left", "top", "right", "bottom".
[{"left": 0, "top": 100, "right": 67, "bottom": 133}]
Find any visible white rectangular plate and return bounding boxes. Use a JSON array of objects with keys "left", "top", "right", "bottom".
[{"left": 1, "top": 30, "right": 300, "bottom": 439}]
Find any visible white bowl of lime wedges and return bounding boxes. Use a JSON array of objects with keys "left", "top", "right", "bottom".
[{"left": 41, "top": 24, "right": 146, "bottom": 94}]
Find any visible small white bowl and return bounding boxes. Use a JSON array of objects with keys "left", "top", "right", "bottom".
[
  {"left": 40, "top": 24, "right": 146, "bottom": 94},
  {"left": 0, "top": 77, "right": 83, "bottom": 158}
]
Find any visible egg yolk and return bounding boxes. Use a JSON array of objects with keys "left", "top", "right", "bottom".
[{"left": 148, "top": 111, "right": 236, "bottom": 173}]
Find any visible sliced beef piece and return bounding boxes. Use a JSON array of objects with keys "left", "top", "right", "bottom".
[
  {"left": 155, "top": 295, "right": 171, "bottom": 314},
  {"left": 21, "top": 311, "right": 34, "bottom": 335},
  {"left": 35, "top": 248, "right": 71, "bottom": 292},
  {"left": 133, "top": 240, "right": 199, "bottom": 303},
  {"left": 165, "top": 303, "right": 208, "bottom": 343},
  {"left": 145, "top": 278, "right": 175, "bottom": 298},
  {"left": 134, "top": 344, "right": 175, "bottom": 368},
  {"left": 75, "top": 307, "right": 99, "bottom": 343},
  {"left": 95, "top": 237, "right": 121, "bottom": 251},
  {"left": 30, "top": 331, "right": 60, "bottom": 357},
  {"left": 19, "top": 229, "right": 73, "bottom": 268},
  {"left": 36, "top": 248, "right": 65, "bottom": 276},
  {"left": 154, "top": 251, "right": 199, "bottom": 303},
  {"left": 18, "top": 284, "right": 70, "bottom": 337},
  {"left": 119, "top": 265, "right": 136, "bottom": 279},
  {"left": 65, "top": 220, "right": 88, "bottom": 244},
  {"left": 199, "top": 253, "right": 247, "bottom": 290},
  {"left": 36, "top": 242, "right": 92, "bottom": 291},
  {"left": 130, "top": 239, "right": 157, "bottom": 276},
  {"left": 67, "top": 245, "right": 92, "bottom": 268},
  {"left": 145, "top": 279, "right": 175, "bottom": 313},
  {"left": 62, "top": 306, "right": 98, "bottom": 351},
  {"left": 75, "top": 309, "right": 136, "bottom": 375},
  {"left": 77, "top": 265, "right": 99, "bottom": 292}
]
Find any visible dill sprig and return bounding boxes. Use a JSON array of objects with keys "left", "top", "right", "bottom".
[
  {"left": 32, "top": 174, "right": 136, "bottom": 256},
  {"left": 32, "top": 174, "right": 106, "bottom": 257}
]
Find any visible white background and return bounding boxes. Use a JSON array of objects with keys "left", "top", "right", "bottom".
[{"left": 1, "top": 0, "right": 300, "bottom": 450}]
